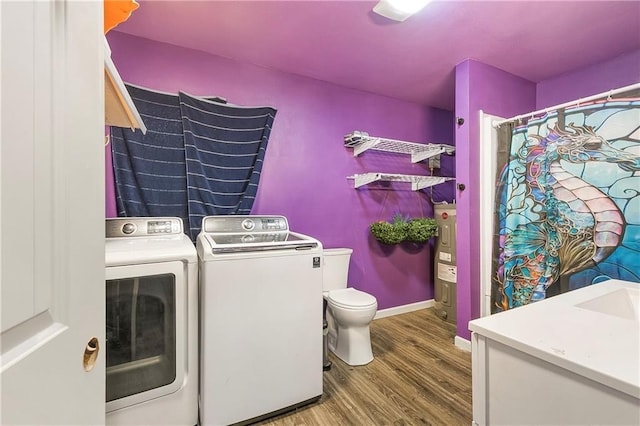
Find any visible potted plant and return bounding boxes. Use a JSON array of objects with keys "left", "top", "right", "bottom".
[
  {"left": 370, "top": 213, "right": 409, "bottom": 245},
  {"left": 406, "top": 217, "right": 437, "bottom": 243}
]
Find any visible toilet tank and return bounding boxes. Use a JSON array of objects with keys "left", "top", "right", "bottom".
[{"left": 323, "top": 248, "right": 353, "bottom": 291}]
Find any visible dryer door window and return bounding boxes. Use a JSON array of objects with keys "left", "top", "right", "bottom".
[
  {"left": 105, "top": 261, "right": 186, "bottom": 412},
  {"left": 106, "top": 274, "right": 175, "bottom": 401}
]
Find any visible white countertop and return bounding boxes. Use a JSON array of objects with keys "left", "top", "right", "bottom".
[{"left": 469, "top": 279, "right": 640, "bottom": 399}]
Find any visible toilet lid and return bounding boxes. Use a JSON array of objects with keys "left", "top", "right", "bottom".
[{"left": 328, "top": 288, "right": 377, "bottom": 309}]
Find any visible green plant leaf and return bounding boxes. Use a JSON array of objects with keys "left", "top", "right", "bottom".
[
  {"left": 370, "top": 221, "right": 407, "bottom": 244},
  {"left": 406, "top": 217, "right": 437, "bottom": 243}
]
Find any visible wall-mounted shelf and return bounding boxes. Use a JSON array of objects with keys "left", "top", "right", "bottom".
[
  {"left": 344, "top": 131, "right": 454, "bottom": 163},
  {"left": 347, "top": 173, "right": 455, "bottom": 191}
]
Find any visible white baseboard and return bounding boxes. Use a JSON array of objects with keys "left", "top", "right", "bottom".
[
  {"left": 374, "top": 299, "right": 435, "bottom": 320},
  {"left": 454, "top": 335, "right": 471, "bottom": 352}
]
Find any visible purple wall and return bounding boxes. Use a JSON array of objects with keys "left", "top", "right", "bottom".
[
  {"left": 537, "top": 50, "right": 640, "bottom": 108},
  {"left": 454, "top": 60, "right": 536, "bottom": 340},
  {"left": 106, "top": 31, "right": 455, "bottom": 310}
]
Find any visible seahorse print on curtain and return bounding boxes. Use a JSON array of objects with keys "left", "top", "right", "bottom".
[{"left": 492, "top": 97, "right": 640, "bottom": 313}]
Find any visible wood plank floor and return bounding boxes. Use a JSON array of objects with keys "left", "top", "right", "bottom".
[{"left": 256, "top": 308, "right": 472, "bottom": 426}]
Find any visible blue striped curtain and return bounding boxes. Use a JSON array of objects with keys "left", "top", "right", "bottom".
[
  {"left": 111, "top": 85, "right": 188, "bottom": 225},
  {"left": 111, "top": 85, "right": 276, "bottom": 239},
  {"left": 179, "top": 92, "right": 275, "bottom": 239}
]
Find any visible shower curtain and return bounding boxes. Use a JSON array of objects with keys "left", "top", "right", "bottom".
[
  {"left": 111, "top": 84, "right": 276, "bottom": 240},
  {"left": 491, "top": 94, "right": 640, "bottom": 313}
]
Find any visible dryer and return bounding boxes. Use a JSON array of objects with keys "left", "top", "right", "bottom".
[
  {"left": 105, "top": 217, "right": 198, "bottom": 426},
  {"left": 197, "top": 215, "right": 323, "bottom": 426}
]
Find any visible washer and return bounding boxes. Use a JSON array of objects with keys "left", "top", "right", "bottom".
[
  {"left": 197, "top": 215, "right": 323, "bottom": 426},
  {"left": 105, "top": 217, "right": 198, "bottom": 426}
]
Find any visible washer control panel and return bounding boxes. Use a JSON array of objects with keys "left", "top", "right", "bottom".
[
  {"left": 106, "top": 217, "right": 183, "bottom": 238},
  {"left": 202, "top": 215, "right": 289, "bottom": 234},
  {"left": 241, "top": 219, "right": 255, "bottom": 231}
]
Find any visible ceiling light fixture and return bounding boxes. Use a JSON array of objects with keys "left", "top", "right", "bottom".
[{"left": 373, "top": 0, "right": 431, "bottom": 22}]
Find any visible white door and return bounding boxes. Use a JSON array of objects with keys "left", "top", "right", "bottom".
[{"left": 1, "top": 1, "right": 105, "bottom": 424}]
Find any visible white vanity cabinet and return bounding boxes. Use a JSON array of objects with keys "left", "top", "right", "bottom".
[{"left": 469, "top": 279, "right": 640, "bottom": 426}]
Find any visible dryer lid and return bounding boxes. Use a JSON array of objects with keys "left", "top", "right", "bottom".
[{"left": 328, "top": 288, "right": 377, "bottom": 308}]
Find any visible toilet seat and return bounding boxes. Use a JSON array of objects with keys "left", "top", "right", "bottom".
[{"left": 328, "top": 288, "right": 377, "bottom": 310}]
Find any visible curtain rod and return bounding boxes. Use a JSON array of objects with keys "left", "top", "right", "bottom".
[{"left": 493, "top": 82, "right": 640, "bottom": 127}]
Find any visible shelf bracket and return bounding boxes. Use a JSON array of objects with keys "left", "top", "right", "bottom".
[
  {"left": 412, "top": 176, "right": 454, "bottom": 191},
  {"left": 348, "top": 173, "right": 382, "bottom": 188},
  {"left": 410, "top": 144, "right": 455, "bottom": 163},
  {"left": 352, "top": 138, "right": 381, "bottom": 157},
  {"left": 411, "top": 145, "right": 444, "bottom": 163}
]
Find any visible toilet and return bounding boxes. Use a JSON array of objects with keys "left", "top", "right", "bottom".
[{"left": 323, "top": 248, "right": 378, "bottom": 366}]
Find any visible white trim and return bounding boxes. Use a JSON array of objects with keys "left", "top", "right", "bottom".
[
  {"left": 374, "top": 299, "right": 434, "bottom": 320},
  {"left": 455, "top": 335, "right": 471, "bottom": 352},
  {"left": 479, "top": 111, "right": 504, "bottom": 318}
]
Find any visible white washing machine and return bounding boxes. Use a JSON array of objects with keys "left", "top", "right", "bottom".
[
  {"left": 197, "top": 215, "right": 323, "bottom": 426},
  {"left": 105, "top": 217, "right": 198, "bottom": 426}
]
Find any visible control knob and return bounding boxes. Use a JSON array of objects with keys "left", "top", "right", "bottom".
[{"left": 122, "top": 223, "right": 136, "bottom": 235}]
